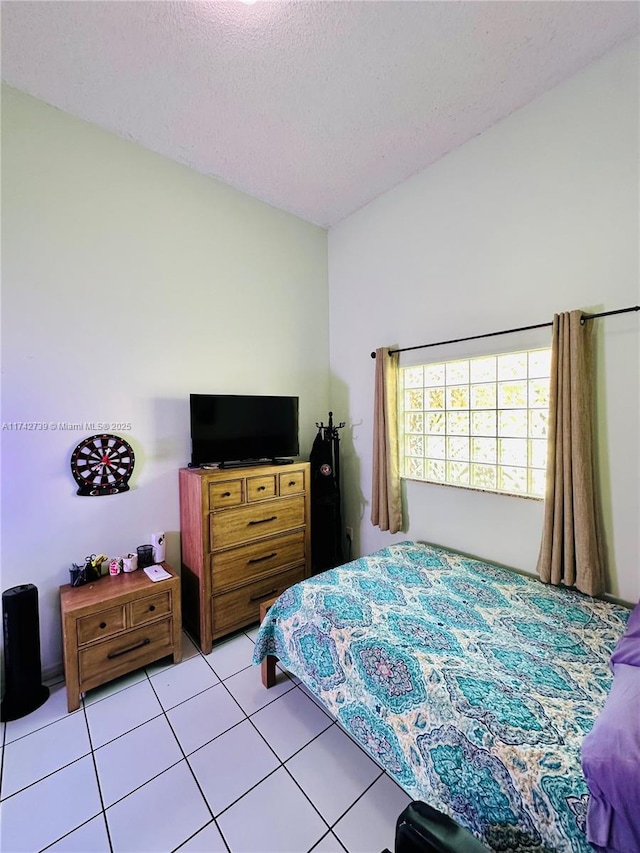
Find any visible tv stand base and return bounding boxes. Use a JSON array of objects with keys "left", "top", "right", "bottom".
[{"left": 218, "top": 458, "right": 295, "bottom": 469}]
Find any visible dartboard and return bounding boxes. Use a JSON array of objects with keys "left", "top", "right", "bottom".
[{"left": 70, "top": 434, "right": 135, "bottom": 496}]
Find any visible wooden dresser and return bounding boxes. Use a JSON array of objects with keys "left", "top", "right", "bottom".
[
  {"left": 179, "top": 462, "right": 311, "bottom": 653},
  {"left": 60, "top": 564, "right": 182, "bottom": 712}
]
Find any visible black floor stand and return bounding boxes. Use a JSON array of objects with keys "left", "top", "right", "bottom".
[{"left": 1, "top": 584, "right": 50, "bottom": 722}]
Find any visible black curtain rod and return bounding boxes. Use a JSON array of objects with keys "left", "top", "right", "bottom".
[{"left": 370, "top": 305, "right": 639, "bottom": 358}]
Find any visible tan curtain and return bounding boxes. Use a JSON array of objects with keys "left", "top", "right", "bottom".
[
  {"left": 371, "top": 347, "right": 403, "bottom": 533},
  {"left": 536, "top": 310, "right": 604, "bottom": 596}
]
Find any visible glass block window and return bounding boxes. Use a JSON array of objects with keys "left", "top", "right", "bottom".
[{"left": 400, "top": 348, "right": 551, "bottom": 499}]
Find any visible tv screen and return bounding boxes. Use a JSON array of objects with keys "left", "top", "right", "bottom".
[{"left": 190, "top": 394, "right": 299, "bottom": 466}]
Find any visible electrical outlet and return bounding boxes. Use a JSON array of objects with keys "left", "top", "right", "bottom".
[{"left": 346, "top": 526, "right": 353, "bottom": 541}]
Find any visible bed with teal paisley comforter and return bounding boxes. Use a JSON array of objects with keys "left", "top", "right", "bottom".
[{"left": 252, "top": 541, "right": 630, "bottom": 853}]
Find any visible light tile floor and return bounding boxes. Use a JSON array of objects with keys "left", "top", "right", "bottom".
[{"left": 0, "top": 627, "right": 411, "bottom": 853}]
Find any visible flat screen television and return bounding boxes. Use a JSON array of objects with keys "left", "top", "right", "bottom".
[{"left": 190, "top": 394, "right": 299, "bottom": 467}]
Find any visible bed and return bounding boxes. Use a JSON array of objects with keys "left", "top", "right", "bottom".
[{"left": 252, "top": 541, "right": 631, "bottom": 853}]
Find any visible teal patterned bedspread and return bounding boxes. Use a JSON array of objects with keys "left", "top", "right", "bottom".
[{"left": 253, "top": 542, "right": 630, "bottom": 852}]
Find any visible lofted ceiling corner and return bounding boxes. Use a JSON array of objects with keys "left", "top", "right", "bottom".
[{"left": 1, "top": 0, "right": 638, "bottom": 227}]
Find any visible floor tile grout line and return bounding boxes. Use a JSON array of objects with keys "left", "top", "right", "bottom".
[
  {"left": 337, "top": 768, "right": 386, "bottom": 827},
  {"left": 82, "top": 668, "right": 170, "bottom": 843},
  {"left": 2, "top": 705, "right": 85, "bottom": 747},
  {"left": 146, "top": 663, "right": 233, "bottom": 853},
  {"left": 279, "top": 761, "right": 334, "bottom": 843},
  {"left": 31, "top": 705, "right": 111, "bottom": 853},
  {"left": 82, "top": 677, "right": 149, "bottom": 711},
  {"left": 249, "top": 696, "right": 379, "bottom": 841},
  {"left": 0, "top": 721, "right": 5, "bottom": 798},
  {"left": 0, "top": 748, "right": 95, "bottom": 804},
  {"left": 226, "top": 686, "right": 339, "bottom": 842},
  {"left": 7, "top": 631, "right": 396, "bottom": 853},
  {"left": 329, "top": 769, "right": 386, "bottom": 833},
  {"left": 171, "top": 817, "right": 231, "bottom": 853},
  {"left": 308, "top": 828, "right": 350, "bottom": 853},
  {"left": 209, "top": 761, "right": 284, "bottom": 823},
  {"left": 276, "top": 677, "right": 399, "bottom": 781},
  {"left": 180, "top": 637, "right": 376, "bottom": 838},
  {"left": 82, "top": 692, "right": 115, "bottom": 853},
  {"left": 199, "top": 676, "right": 291, "bottom": 826},
  {"left": 39, "top": 813, "right": 109, "bottom": 853},
  {"left": 143, "top": 676, "right": 223, "bottom": 717},
  {"left": 245, "top": 690, "right": 331, "bottom": 762},
  {"left": 90, "top": 681, "right": 222, "bottom": 848},
  {"left": 87, "top": 710, "right": 166, "bottom": 752}
]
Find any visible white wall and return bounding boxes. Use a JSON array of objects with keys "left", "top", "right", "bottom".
[
  {"left": 1, "top": 86, "right": 329, "bottom": 675},
  {"left": 329, "top": 38, "right": 639, "bottom": 603}
]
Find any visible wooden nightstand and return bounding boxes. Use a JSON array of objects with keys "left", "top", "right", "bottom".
[{"left": 60, "top": 564, "right": 182, "bottom": 712}]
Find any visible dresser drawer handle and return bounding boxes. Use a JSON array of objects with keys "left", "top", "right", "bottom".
[
  {"left": 248, "top": 552, "right": 276, "bottom": 565},
  {"left": 250, "top": 589, "right": 278, "bottom": 602},
  {"left": 149, "top": 604, "right": 156, "bottom": 612},
  {"left": 248, "top": 515, "right": 277, "bottom": 526},
  {"left": 288, "top": 481, "right": 296, "bottom": 487},
  {"left": 222, "top": 491, "right": 231, "bottom": 497},
  {"left": 107, "top": 638, "right": 151, "bottom": 659},
  {"left": 257, "top": 485, "right": 266, "bottom": 491},
  {"left": 99, "top": 622, "right": 107, "bottom": 629}
]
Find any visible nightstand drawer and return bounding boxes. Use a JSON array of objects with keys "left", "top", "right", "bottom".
[
  {"left": 130, "top": 590, "right": 171, "bottom": 626},
  {"left": 79, "top": 619, "right": 173, "bottom": 688},
  {"left": 77, "top": 606, "right": 126, "bottom": 646},
  {"left": 209, "top": 480, "right": 244, "bottom": 509},
  {"left": 279, "top": 470, "right": 305, "bottom": 495},
  {"left": 212, "top": 565, "right": 304, "bottom": 637},
  {"left": 210, "top": 496, "right": 305, "bottom": 550},
  {"left": 211, "top": 530, "right": 305, "bottom": 592},
  {"left": 247, "top": 475, "right": 276, "bottom": 501},
  {"left": 60, "top": 563, "right": 181, "bottom": 712}
]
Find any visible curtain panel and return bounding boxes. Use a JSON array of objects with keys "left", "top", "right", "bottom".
[
  {"left": 371, "top": 347, "right": 403, "bottom": 534},
  {"left": 536, "top": 310, "right": 604, "bottom": 596}
]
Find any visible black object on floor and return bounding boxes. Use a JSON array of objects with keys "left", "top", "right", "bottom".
[
  {"left": 1, "top": 584, "right": 49, "bottom": 722},
  {"left": 395, "top": 801, "right": 491, "bottom": 853}
]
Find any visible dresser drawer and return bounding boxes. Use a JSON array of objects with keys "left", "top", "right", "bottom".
[
  {"left": 210, "top": 496, "right": 305, "bottom": 550},
  {"left": 279, "top": 470, "right": 305, "bottom": 496},
  {"left": 209, "top": 479, "right": 244, "bottom": 509},
  {"left": 212, "top": 566, "right": 304, "bottom": 637},
  {"left": 247, "top": 475, "right": 276, "bottom": 501},
  {"left": 77, "top": 606, "right": 126, "bottom": 646},
  {"left": 211, "top": 530, "right": 305, "bottom": 593},
  {"left": 130, "top": 590, "right": 172, "bottom": 626},
  {"left": 79, "top": 619, "right": 173, "bottom": 689}
]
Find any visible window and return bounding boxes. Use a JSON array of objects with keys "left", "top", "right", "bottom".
[{"left": 399, "top": 348, "right": 551, "bottom": 498}]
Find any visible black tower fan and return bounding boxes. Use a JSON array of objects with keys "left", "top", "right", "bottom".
[
  {"left": 310, "top": 412, "right": 345, "bottom": 574},
  {"left": 1, "top": 584, "right": 49, "bottom": 721}
]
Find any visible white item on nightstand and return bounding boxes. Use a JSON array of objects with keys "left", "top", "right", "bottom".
[{"left": 151, "top": 532, "right": 166, "bottom": 563}]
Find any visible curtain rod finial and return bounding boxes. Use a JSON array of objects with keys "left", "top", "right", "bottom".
[{"left": 371, "top": 351, "right": 377, "bottom": 359}]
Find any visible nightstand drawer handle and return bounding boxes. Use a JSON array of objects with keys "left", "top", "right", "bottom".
[
  {"left": 257, "top": 485, "right": 266, "bottom": 491},
  {"left": 288, "top": 481, "right": 296, "bottom": 487},
  {"left": 248, "top": 552, "right": 276, "bottom": 565},
  {"left": 149, "top": 604, "right": 156, "bottom": 612},
  {"left": 222, "top": 491, "right": 231, "bottom": 497},
  {"left": 99, "top": 622, "right": 107, "bottom": 629},
  {"left": 250, "top": 589, "right": 278, "bottom": 602},
  {"left": 107, "top": 638, "right": 151, "bottom": 659},
  {"left": 248, "top": 515, "right": 277, "bottom": 526}
]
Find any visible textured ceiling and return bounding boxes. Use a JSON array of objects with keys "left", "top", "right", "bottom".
[{"left": 2, "top": 1, "right": 638, "bottom": 227}]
